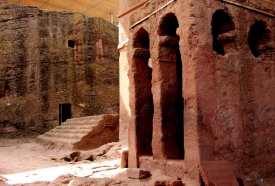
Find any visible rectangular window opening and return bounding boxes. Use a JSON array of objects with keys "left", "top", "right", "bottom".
[{"left": 68, "top": 40, "right": 75, "bottom": 48}]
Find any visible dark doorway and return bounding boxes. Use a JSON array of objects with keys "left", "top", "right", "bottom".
[{"left": 59, "top": 104, "right": 71, "bottom": 125}]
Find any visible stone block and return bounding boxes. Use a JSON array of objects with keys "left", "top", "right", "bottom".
[
  {"left": 50, "top": 174, "right": 76, "bottom": 185},
  {"left": 133, "top": 48, "right": 150, "bottom": 58},
  {"left": 70, "top": 151, "right": 81, "bottom": 159},
  {"left": 217, "top": 30, "right": 237, "bottom": 42},
  {"left": 155, "top": 180, "right": 184, "bottom": 186},
  {"left": 199, "top": 160, "right": 239, "bottom": 186},
  {"left": 127, "top": 168, "right": 150, "bottom": 179},
  {"left": 159, "top": 36, "right": 179, "bottom": 46},
  {"left": 120, "top": 149, "right": 128, "bottom": 168}
]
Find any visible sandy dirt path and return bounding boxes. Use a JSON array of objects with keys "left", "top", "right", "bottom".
[
  {"left": 0, "top": 138, "right": 166, "bottom": 186},
  {"left": 0, "top": 141, "right": 70, "bottom": 175}
]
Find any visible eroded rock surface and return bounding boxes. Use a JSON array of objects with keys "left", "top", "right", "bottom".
[{"left": 0, "top": 2, "right": 119, "bottom": 134}]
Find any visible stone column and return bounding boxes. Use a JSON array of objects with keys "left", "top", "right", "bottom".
[{"left": 152, "top": 40, "right": 182, "bottom": 159}]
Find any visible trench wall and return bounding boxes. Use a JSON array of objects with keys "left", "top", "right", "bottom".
[{"left": 0, "top": 2, "right": 119, "bottom": 133}]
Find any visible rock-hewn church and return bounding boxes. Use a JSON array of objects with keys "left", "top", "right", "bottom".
[{"left": 118, "top": 0, "right": 275, "bottom": 184}]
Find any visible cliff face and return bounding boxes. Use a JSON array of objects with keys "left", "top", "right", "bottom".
[{"left": 0, "top": 2, "right": 119, "bottom": 133}]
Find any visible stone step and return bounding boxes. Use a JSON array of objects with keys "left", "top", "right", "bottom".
[
  {"left": 44, "top": 132, "right": 83, "bottom": 140},
  {"left": 61, "top": 119, "right": 99, "bottom": 126},
  {"left": 66, "top": 115, "right": 103, "bottom": 122},
  {"left": 36, "top": 135, "right": 77, "bottom": 150},
  {"left": 52, "top": 124, "right": 95, "bottom": 130},
  {"left": 47, "top": 129, "right": 92, "bottom": 135},
  {"left": 35, "top": 114, "right": 119, "bottom": 150}
]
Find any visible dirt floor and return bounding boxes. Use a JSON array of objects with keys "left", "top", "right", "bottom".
[
  {"left": 0, "top": 135, "right": 170, "bottom": 186},
  {"left": 2, "top": 134, "right": 275, "bottom": 186}
]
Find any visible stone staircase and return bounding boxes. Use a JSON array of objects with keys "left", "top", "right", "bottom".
[{"left": 36, "top": 114, "right": 119, "bottom": 150}]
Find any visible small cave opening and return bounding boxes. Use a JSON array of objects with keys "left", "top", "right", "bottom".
[
  {"left": 248, "top": 20, "right": 271, "bottom": 58},
  {"left": 68, "top": 40, "right": 75, "bottom": 48},
  {"left": 211, "top": 9, "right": 235, "bottom": 55}
]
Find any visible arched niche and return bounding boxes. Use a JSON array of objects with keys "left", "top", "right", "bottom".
[
  {"left": 158, "top": 13, "right": 179, "bottom": 37},
  {"left": 131, "top": 27, "right": 153, "bottom": 156},
  {"left": 211, "top": 9, "right": 235, "bottom": 55},
  {"left": 154, "top": 13, "right": 184, "bottom": 159},
  {"left": 248, "top": 20, "right": 273, "bottom": 58}
]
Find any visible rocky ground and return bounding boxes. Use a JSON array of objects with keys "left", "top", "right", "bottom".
[
  {"left": 0, "top": 135, "right": 173, "bottom": 186},
  {"left": 2, "top": 133, "right": 275, "bottom": 186}
]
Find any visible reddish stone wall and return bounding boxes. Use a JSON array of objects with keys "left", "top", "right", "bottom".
[
  {"left": 119, "top": 0, "right": 275, "bottom": 184},
  {"left": 193, "top": 0, "right": 275, "bottom": 178},
  {"left": 119, "top": 0, "right": 199, "bottom": 184},
  {"left": 0, "top": 2, "right": 119, "bottom": 133}
]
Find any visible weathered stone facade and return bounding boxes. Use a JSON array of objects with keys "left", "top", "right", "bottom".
[
  {"left": 0, "top": 2, "right": 119, "bottom": 133},
  {"left": 119, "top": 0, "right": 275, "bottom": 184}
]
